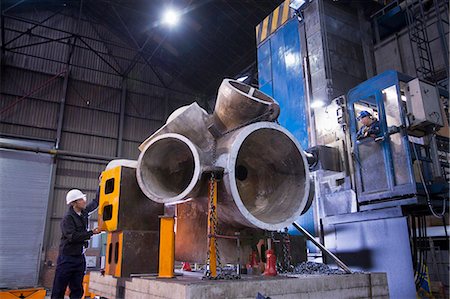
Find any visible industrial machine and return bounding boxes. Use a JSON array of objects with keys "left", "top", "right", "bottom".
[
  {"left": 311, "top": 70, "right": 449, "bottom": 298},
  {"left": 253, "top": 0, "right": 448, "bottom": 296}
]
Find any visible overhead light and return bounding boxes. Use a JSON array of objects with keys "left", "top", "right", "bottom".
[
  {"left": 310, "top": 100, "right": 325, "bottom": 109},
  {"left": 162, "top": 8, "right": 180, "bottom": 27},
  {"left": 289, "top": 0, "right": 306, "bottom": 10},
  {"left": 236, "top": 75, "right": 249, "bottom": 82}
]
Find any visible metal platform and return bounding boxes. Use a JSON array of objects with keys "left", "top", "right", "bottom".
[{"left": 89, "top": 270, "right": 389, "bottom": 299}]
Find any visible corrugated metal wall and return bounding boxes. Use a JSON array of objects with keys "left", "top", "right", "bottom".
[
  {"left": 0, "top": 5, "right": 198, "bottom": 286},
  {"left": 0, "top": 139, "right": 53, "bottom": 287}
]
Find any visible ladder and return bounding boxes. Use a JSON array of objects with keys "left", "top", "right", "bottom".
[{"left": 405, "top": 0, "right": 436, "bottom": 82}]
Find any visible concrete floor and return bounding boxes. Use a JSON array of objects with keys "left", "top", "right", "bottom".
[{"left": 89, "top": 270, "right": 389, "bottom": 299}]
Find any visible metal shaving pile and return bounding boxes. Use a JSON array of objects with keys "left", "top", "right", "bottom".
[{"left": 292, "top": 262, "right": 346, "bottom": 275}]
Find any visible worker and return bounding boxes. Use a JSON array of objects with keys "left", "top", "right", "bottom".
[
  {"left": 51, "top": 185, "right": 100, "bottom": 299},
  {"left": 356, "top": 110, "right": 381, "bottom": 140}
]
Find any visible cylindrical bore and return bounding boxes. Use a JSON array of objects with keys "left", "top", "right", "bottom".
[
  {"left": 226, "top": 123, "right": 310, "bottom": 230},
  {"left": 137, "top": 133, "right": 201, "bottom": 204}
]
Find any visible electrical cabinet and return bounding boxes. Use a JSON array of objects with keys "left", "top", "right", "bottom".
[{"left": 406, "top": 78, "right": 444, "bottom": 130}]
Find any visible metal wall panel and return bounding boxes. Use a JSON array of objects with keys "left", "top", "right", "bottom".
[
  {"left": 127, "top": 79, "right": 166, "bottom": 97},
  {"left": 122, "top": 140, "right": 141, "bottom": 160},
  {"left": 60, "top": 132, "right": 116, "bottom": 157},
  {"left": 70, "top": 64, "right": 122, "bottom": 89},
  {"left": 123, "top": 116, "right": 162, "bottom": 143},
  {"left": 128, "top": 58, "right": 161, "bottom": 84},
  {"left": 0, "top": 138, "right": 52, "bottom": 288},
  {"left": 67, "top": 79, "right": 121, "bottom": 113},
  {"left": 48, "top": 219, "right": 62, "bottom": 248},
  {"left": 72, "top": 44, "right": 117, "bottom": 75},
  {"left": 56, "top": 160, "right": 104, "bottom": 190},
  {"left": 8, "top": 51, "right": 66, "bottom": 75},
  {"left": 63, "top": 105, "right": 118, "bottom": 139},
  {"left": 0, "top": 123, "right": 55, "bottom": 140},
  {"left": 0, "top": 94, "right": 59, "bottom": 129},
  {"left": 1, "top": 66, "right": 63, "bottom": 102},
  {"left": 126, "top": 92, "right": 164, "bottom": 120}
]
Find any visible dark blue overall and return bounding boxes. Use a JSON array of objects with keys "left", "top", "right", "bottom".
[{"left": 51, "top": 196, "right": 98, "bottom": 299}]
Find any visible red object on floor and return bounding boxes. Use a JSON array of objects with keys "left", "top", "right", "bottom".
[
  {"left": 263, "top": 249, "right": 277, "bottom": 276},
  {"left": 181, "top": 262, "right": 192, "bottom": 271},
  {"left": 250, "top": 251, "right": 258, "bottom": 267}
]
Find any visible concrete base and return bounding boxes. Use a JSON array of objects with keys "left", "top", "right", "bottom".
[
  {"left": 89, "top": 271, "right": 389, "bottom": 299},
  {"left": 89, "top": 272, "right": 129, "bottom": 299}
]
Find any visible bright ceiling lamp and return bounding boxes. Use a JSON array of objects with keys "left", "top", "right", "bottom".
[{"left": 162, "top": 8, "right": 180, "bottom": 27}]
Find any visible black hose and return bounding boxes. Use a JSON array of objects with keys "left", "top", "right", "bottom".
[
  {"left": 410, "top": 216, "right": 417, "bottom": 274},
  {"left": 414, "top": 216, "right": 419, "bottom": 287},
  {"left": 415, "top": 216, "right": 421, "bottom": 288},
  {"left": 422, "top": 216, "right": 428, "bottom": 282}
]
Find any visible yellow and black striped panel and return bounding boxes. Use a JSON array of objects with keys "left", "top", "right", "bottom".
[{"left": 256, "top": 0, "right": 292, "bottom": 45}]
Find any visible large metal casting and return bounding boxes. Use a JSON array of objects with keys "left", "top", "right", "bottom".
[{"left": 136, "top": 79, "right": 311, "bottom": 232}]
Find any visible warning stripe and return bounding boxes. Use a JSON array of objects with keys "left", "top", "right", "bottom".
[{"left": 256, "top": 0, "right": 292, "bottom": 45}]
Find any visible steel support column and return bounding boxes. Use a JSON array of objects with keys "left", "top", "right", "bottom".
[
  {"left": 55, "top": 39, "right": 73, "bottom": 149},
  {"left": 116, "top": 77, "right": 127, "bottom": 157}
]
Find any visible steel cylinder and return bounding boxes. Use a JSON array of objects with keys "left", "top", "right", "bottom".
[
  {"left": 136, "top": 133, "right": 203, "bottom": 204},
  {"left": 216, "top": 122, "right": 311, "bottom": 231}
]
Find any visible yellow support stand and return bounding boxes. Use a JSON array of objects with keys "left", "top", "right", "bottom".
[
  {"left": 158, "top": 216, "right": 175, "bottom": 278},
  {"left": 207, "top": 178, "right": 218, "bottom": 277}
]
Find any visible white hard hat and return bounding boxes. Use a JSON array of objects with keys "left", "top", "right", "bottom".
[{"left": 66, "top": 189, "right": 86, "bottom": 205}]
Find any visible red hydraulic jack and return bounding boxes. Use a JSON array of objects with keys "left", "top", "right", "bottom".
[
  {"left": 263, "top": 249, "right": 277, "bottom": 276},
  {"left": 181, "top": 262, "right": 192, "bottom": 271},
  {"left": 263, "top": 238, "right": 277, "bottom": 276}
]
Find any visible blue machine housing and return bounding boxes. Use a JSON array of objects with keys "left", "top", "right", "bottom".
[{"left": 257, "top": 18, "right": 315, "bottom": 236}]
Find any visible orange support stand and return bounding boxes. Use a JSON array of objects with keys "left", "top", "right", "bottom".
[{"left": 207, "top": 178, "right": 218, "bottom": 277}]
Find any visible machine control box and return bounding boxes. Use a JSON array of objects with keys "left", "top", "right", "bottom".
[{"left": 406, "top": 78, "right": 444, "bottom": 130}]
